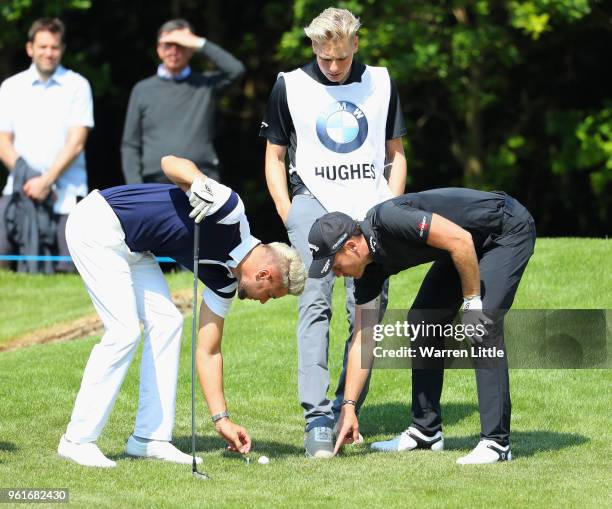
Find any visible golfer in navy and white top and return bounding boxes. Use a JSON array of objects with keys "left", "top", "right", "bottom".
[{"left": 57, "top": 156, "right": 306, "bottom": 468}]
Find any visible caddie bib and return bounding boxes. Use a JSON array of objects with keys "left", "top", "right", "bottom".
[{"left": 283, "top": 65, "right": 392, "bottom": 220}]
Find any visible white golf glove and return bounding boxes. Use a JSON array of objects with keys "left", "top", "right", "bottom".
[
  {"left": 189, "top": 176, "right": 218, "bottom": 223},
  {"left": 460, "top": 296, "right": 492, "bottom": 345},
  {"left": 462, "top": 295, "right": 483, "bottom": 311}
]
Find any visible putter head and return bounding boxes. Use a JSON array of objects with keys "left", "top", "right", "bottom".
[
  {"left": 192, "top": 458, "right": 210, "bottom": 480},
  {"left": 192, "top": 469, "right": 210, "bottom": 480}
]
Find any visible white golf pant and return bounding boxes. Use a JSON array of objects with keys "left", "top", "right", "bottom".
[{"left": 64, "top": 191, "right": 184, "bottom": 444}]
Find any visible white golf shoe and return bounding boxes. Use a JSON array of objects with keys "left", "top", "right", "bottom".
[
  {"left": 57, "top": 434, "right": 116, "bottom": 468},
  {"left": 456, "top": 439, "right": 512, "bottom": 464},
  {"left": 371, "top": 426, "right": 444, "bottom": 452},
  {"left": 126, "top": 435, "right": 202, "bottom": 465}
]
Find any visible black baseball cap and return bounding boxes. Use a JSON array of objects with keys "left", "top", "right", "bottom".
[{"left": 308, "top": 212, "right": 358, "bottom": 279}]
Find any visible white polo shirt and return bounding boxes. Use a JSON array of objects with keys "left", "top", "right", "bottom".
[{"left": 0, "top": 64, "right": 94, "bottom": 214}]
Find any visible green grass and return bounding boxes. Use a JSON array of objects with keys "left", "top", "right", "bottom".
[
  {"left": 0, "top": 270, "right": 192, "bottom": 345},
  {"left": 0, "top": 238, "right": 610, "bottom": 508}
]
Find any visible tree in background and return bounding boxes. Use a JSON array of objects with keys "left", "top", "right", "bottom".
[
  {"left": 0, "top": 0, "right": 294, "bottom": 243},
  {"left": 277, "top": 0, "right": 611, "bottom": 234},
  {"left": 0, "top": 0, "right": 89, "bottom": 75},
  {"left": 0, "top": 0, "right": 610, "bottom": 236}
]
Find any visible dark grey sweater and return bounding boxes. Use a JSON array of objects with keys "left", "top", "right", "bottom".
[{"left": 121, "top": 41, "right": 245, "bottom": 183}]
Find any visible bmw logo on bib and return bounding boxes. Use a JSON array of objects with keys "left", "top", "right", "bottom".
[{"left": 316, "top": 101, "right": 368, "bottom": 154}]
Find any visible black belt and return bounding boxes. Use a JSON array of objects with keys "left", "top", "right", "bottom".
[{"left": 293, "top": 187, "right": 312, "bottom": 196}]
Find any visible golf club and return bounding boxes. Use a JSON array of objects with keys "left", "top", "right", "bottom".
[{"left": 191, "top": 222, "right": 210, "bottom": 480}]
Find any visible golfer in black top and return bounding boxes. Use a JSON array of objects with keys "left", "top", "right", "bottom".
[{"left": 307, "top": 187, "right": 536, "bottom": 464}]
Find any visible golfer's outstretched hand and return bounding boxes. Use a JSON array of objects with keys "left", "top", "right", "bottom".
[
  {"left": 215, "top": 418, "right": 251, "bottom": 454},
  {"left": 333, "top": 406, "right": 360, "bottom": 456}
]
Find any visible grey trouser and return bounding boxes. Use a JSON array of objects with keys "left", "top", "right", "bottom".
[
  {"left": 0, "top": 194, "right": 74, "bottom": 272},
  {"left": 286, "top": 194, "right": 388, "bottom": 431},
  {"left": 0, "top": 195, "right": 15, "bottom": 269}
]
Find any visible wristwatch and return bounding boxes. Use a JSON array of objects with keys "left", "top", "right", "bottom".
[{"left": 211, "top": 410, "right": 230, "bottom": 423}]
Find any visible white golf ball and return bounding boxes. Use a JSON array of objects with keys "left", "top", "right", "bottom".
[{"left": 258, "top": 455, "right": 269, "bottom": 465}]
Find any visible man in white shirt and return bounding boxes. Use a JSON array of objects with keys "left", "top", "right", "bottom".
[{"left": 0, "top": 17, "right": 94, "bottom": 272}]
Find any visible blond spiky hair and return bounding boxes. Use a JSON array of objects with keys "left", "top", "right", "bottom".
[
  {"left": 265, "top": 242, "right": 306, "bottom": 296},
  {"left": 304, "top": 7, "right": 361, "bottom": 44}
]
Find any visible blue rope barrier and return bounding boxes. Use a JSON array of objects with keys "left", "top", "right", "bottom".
[{"left": 0, "top": 255, "right": 176, "bottom": 263}]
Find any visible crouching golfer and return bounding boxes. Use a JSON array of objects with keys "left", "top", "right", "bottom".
[
  {"left": 58, "top": 156, "right": 306, "bottom": 468},
  {"left": 309, "top": 188, "right": 535, "bottom": 464}
]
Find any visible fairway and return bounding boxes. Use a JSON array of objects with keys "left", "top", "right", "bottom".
[{"left": 0, "top": 238, "right": 610, "bottom": 508}]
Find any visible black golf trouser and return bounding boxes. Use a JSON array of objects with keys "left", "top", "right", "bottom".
[{"left": 409, "top": 197, "right": 536, "bottom": 446}]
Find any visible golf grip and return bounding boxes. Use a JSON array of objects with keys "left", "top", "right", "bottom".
[{"left": 191, "top": 222, "right": 200, "bottom": 472}]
